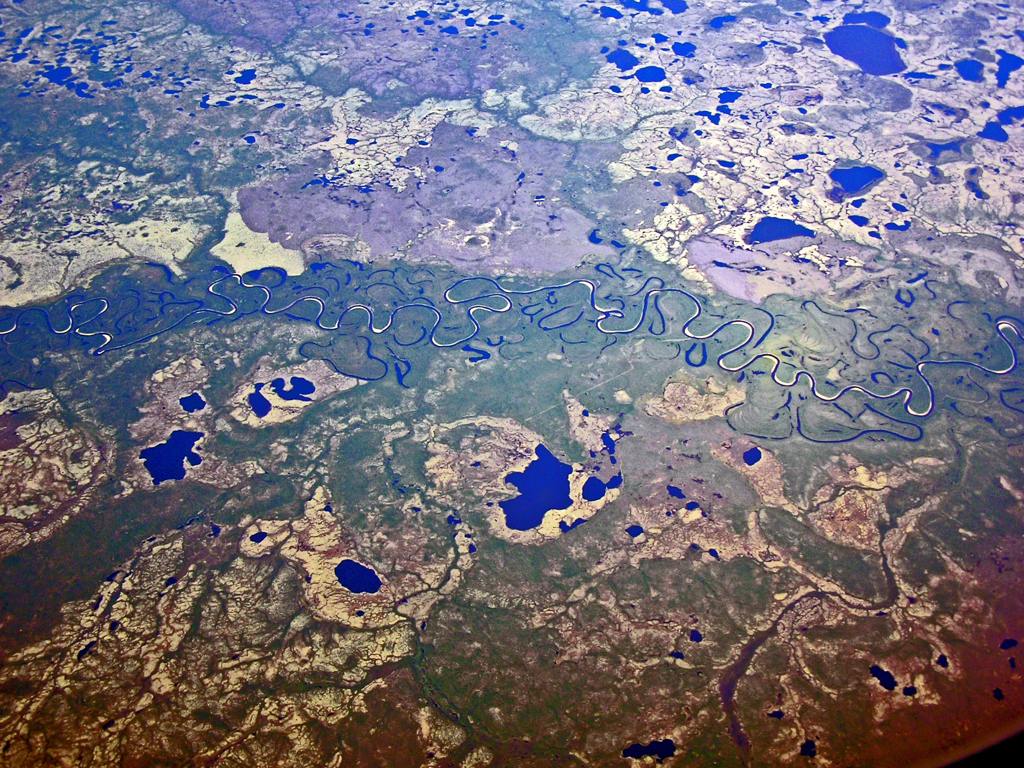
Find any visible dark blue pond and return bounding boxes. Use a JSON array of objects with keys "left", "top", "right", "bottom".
[
  {"left": 667, "top": 484, "right": 685, "bottom": 499},
  {"left": 41, "top": 65, "right": 75, "bottom": 85},
  {"left": 801, "top": 740, "right": 817, "bottom": 758},
  {"left": 870, "top": 664, "right": 897, "bottom": 691},
  {"left": 626, "top": 524, "right": 644, "bottom": 537},
  {"left": 830, "top": 165, "right": 884, "bottom": 194},
  {"left": 954, "top": 59, "right": 984, "bottom": 82},
  {"left": 635, "top": 65, "right": 666, "bottom": 83},
  {"left": 334, "top": 559, "right": 382, "bottom": 593},
  {"left": 269, "top": 376, "right": 315, "bottom": 401},
  {"left": 747, "top": 216, "right": 815, "bottom": 244},
  {"left": 139, "top": 430, "right": 203, "bottom": 485},
  {"left": 500, "top": 445, "right": 573, "bottom": 530},
  {"left": 250, "top": 531, "right": 268, "bottom": 543},
  {"left": 690, "top": 629, "right": 703, "bottom": 642},
  {"left": 606, "top": 48, "right": 640, "bottom": 71},
  {"left": 560, "top": 518, "right": 587, "bottom": 532},
  {"left": 997, "top": 50, "right": 1024, "bottom": 88},
  {"left": 248, "top": 383, "right": 272, "bottom": 418},
  {"left": 582, "top": 476, "right": 607, "bottom": 501},
  {"left": 979, "top": 121, "right": 1008, "bottom": 142},
  {"left": 824, "top": 25, "right": 906, "bottom": 76},
  {"left": 842, "top": 11, "right": 889, "bottom": 28},
  {"left": 179, "top": 392, "right": 206, "bottom": 413},
  {"left": 623, "top": 740, "right": 675, "bottom": 761},
  {"left": 743, "top": 446, "right": 762, "bottom": 465},
  {"left": 673, "top": 41, "right": 696, "bottom": 57}
]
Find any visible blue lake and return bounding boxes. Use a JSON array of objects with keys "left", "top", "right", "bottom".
[
  {"left": 582, "top": 476, "right": 607, "bottom": 501},
  {"left": 606, "top": 48, "right": 640, "bottom": 71},
  {"left": 842, "top": 11, "right": 889, "bottom": 28},
  {"left": 870, "top": 664, "right": 897, "bottom": 690},
  {"left": 743, "top": 446, "right": 762, "bottom": 466},
  {"left": 979, "top": 122, "right": 1008, "bottom": 142},
  {"left": 334, "top": 559, "right": 382, "bottom": 593},
  {"left": 139, "top": 430, "right": 203, "bottom": 485},
  {"left": 269, "top": 376, "right": 315, "bottom": 401},
  {"left": 747, "top": 216, "right": 814, "bottom": 244},
  {"left": 500, "top": 445, "right": 573, "bottom": 530},
  {"left": 179, "top": 392, "right": 206, "bottom": 413},
  {"left": 954, "top": 59, "right": 984, "bottom": 82},
  {"left": 997, "top": 50, "right": 1024, "bottom": 88},
  {"left": 829, "top": 165, "right": 884, "bottom": 195},
  {"left": 623, "top": 740, "right": 676, "bottom": 761},
  {"left": 635, "top": 65, "right": 666, "bottom": 82},
  {"left": 673, "top": 41, "right": 696, "bottom": 57},
  {"left": 824, "top": 25, "right": 906, "bottom": 76},
  {"left": 626, "top": 524, "right": 644, "bottom": 537},
  {"left": 248, "top": 383, "right": 273, "bottom": 418}
]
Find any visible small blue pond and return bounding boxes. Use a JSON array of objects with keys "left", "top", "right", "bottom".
[
  {"left": 334, "top": 559, "right": 382, "bottom": 593},
  {"left": 626, "top": 525, "right": 644, "bottom": 538},
  {"left": 830, "top": 165, "right": 883, "bottom": 195},
  {"left": 667, "top": 485, "right": 685, "bottom": 499},
  {"left": 747, "top": 217, "right": 814, "bottom": 244},
  {"left": 743, "top": 447, "right": 762, "bottom": 466},
  {"left": 179, "top": 392, "right": 206, "bottom": 413},
  {"left": 269, "top": 376, "right": 315, "bottom": 401},
  {"left": 500, "top": 445, "right": 573, "bottom": 530},
  {"left": 824, "top": 25, "right": 906, "bottom": 76},
  {"left": 139, "top": 430, "right": 203, "bottom": 485}
]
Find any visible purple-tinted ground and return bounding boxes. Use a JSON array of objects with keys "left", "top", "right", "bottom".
[
  {"left": 238, "top": 122, "right": 618, "bottom": 273},
  {"left": 163, "top": 0, "right": 595, "bottom": 102},
  {"left": 686, "top": 237, "right": 832, "bottom": 303}
]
